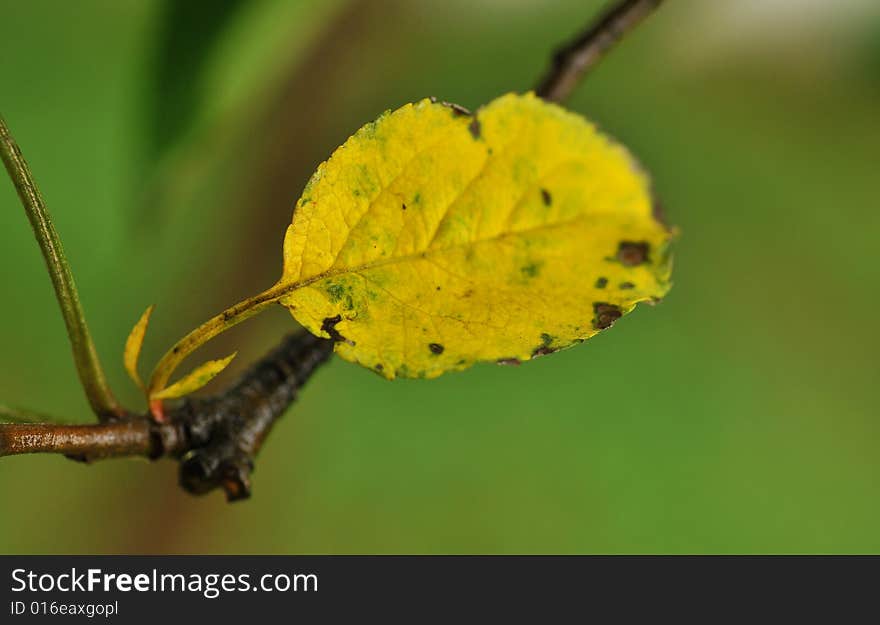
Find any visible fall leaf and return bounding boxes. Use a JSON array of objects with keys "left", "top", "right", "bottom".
[
  {"left": 278, "top": 92, "right": 673, "bottom": 379},
  {"left": 147, "top": 91, "right": 674, "bottom": 399}
]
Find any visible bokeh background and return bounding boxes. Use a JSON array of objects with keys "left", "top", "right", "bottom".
[{"left": 1, "top": 0, "right": 878, "bottom": 553}]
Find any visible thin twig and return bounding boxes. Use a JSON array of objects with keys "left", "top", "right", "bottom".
[
  {"left": 0, "top": 333, "right": 332, "bottom": 500},
  {"left": 535, "top": 0, "right": 664, "bottom": 103},
  {"left": 0, "top": 115, "right": 123, "bottom": 421},
  {"left": 0, "top": 420, "right": 165, "bottom": 459}
]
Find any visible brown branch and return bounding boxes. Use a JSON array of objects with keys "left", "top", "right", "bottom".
[
  {"left": 0, "top": 420, "right": 169, "bottom": 459},
  {"left": 0, "top": 333, "right": 333, "bottom": 500},
  {"left": 175, "top": 331, "right": 333, "bottom": 500},
  {"left": 535, "top": 0, "right": 664, "bottom": 103}
]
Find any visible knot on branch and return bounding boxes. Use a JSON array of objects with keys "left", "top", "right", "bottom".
[
  {"left": 163, "top": 333, "right": 333, "bottom": 501},
  {"left": 0, "top": 333, "right": 333, "bottom": 502}
]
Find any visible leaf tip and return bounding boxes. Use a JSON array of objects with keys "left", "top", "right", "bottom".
[
  {"left": 149, "top": 351, "right": 237, "bottom": 401},
  {"left": 124, "top": 304, "right": 155, "bottom": 391}
]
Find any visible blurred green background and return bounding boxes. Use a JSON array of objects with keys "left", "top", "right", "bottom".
[{"left": 1, "top": 0, "right": 878, "bottom": 554}]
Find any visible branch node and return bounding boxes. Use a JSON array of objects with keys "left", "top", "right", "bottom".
[{"left": 0, "top": 333, "right": 333, "bottom": 502}]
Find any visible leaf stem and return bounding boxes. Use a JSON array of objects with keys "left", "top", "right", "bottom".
[
  {"left": 534, "top": 0, "right": 664, "bottom": 103},
  {"left": 0, "top": 115, "right": 123, "bottom": 421},
  {"left": 146, "top": 283, "right": 289, "bottom": 400}
]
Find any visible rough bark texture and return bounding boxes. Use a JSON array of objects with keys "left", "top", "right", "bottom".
[{"left": 1, "top": 334, "right": 333, "bottom": 501}]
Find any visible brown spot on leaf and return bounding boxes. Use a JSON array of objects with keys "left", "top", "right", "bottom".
[
  {"left": 593, "top": 303, "right": 622, "bottom": 329},
  {"left": 321, "top": 314, "right": 355, "bottom": 345},
  {"left": 531, "top": 345, "right": 557, "bottom": 358},
  {"left": 617, "top": 241, "right": 650, "bottom": 266},
  {"left": 540, "top": 188, "right": 552, "bottom": 206},
  {"left": 429, "top": 343, "right": 444, "bottom": 355},
  {"left": 619, "top": 282, "right": 635, "bottom": 290},
  {"left": 595, "top": 277, "right": 608, "bottom": 289},
  {"left": 468, "top": 117, "right": 481, "bottom": 139},
  {"left": 532, "top": 332, "right": 557, "bottom": 357},
  {"left": 497, "top": 358, "right": 521, "bottom": 366},
  {"left": 402, "top": 203, "right": 407, "bottom": 210}
]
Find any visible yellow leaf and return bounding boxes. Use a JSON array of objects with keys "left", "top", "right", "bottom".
[
  {"left": 146, "top": 92, "right": 675, "bottom": 394},
  {"left": 276, "top": 92, "right": 674, "bottom": 379},
  {"left": 123, "top": 305, "right": 154, "bottom": 390},
  {"left": 150, "top": 353, "right": 236, "bottom": 400}
]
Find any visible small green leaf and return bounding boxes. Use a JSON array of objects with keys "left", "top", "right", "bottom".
[
  {"left": 150, "top": 353, "right": 236, "bottom": 400},
  {"left": 124, "top": 305, "right": 154, "bottom": 391},
  {"left": 147, "top": 0, "right": 249, "bottom": 162}
]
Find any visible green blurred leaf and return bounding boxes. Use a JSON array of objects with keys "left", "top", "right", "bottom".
[
  {"left": 147, "top": 0, "right": 249, "bottom": 162},
  {"left": 136, "top": 0, "right": 348, "bottom": 234}
]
